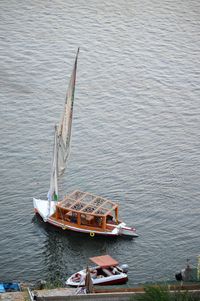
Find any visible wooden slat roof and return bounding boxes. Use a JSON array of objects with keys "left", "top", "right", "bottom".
[
  {"left": 58, "top": 190, "right": 118, "bottom": 216},
  {"left": 90, "top": 255, "right": 118, "bottom": 267}
]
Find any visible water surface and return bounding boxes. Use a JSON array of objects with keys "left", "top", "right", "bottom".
[{"left": 0, "top": 0, "right": 199, "bottom": 285}]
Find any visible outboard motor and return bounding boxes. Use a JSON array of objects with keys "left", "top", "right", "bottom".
[{"left": 120, "top": 264, "right": 129, "bottom": 273}]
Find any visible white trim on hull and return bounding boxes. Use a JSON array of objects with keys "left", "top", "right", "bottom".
[{"left": 33, "top": 198, "right": 138, "bottom": 238}]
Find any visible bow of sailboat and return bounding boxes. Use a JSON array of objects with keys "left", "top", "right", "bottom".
[{"left": 33, "top": 198, "right": 56, "bottom": 221}]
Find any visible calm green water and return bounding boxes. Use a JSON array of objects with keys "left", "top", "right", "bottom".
[{"left": 0, "top": 0, "right": 199, "bottom": 286}]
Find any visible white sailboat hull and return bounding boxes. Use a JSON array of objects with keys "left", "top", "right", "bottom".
[{"left": 33, "top": 198, "right": 138, "bottom": 238}]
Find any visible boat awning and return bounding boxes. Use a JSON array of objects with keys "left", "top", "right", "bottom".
[{"left": 89, "top": 255, "right": 118, "bottom": 268}]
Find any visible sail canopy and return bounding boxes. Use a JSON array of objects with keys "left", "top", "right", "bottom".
[{"left": 48, "top": 48, "right": 79, "bottom": 202}]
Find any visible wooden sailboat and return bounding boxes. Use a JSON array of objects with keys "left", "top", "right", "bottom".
[{"left": 33, "top": 49, "right": 138, "bottom": 239}]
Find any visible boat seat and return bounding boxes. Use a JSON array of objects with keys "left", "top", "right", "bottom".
[{"left": 102, "top": 268, "right": 113, "bottom": 276}]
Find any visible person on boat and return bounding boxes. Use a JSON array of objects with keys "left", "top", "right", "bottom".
[
  {"left": 72, "top": 273, "right": 82, "bottom": 282},
  {"left": 112, "top": 267, "right": 119, "bottom": 274},
  {"left": 90, "top": 269, "right": 97, "bottom": 279},
  {"left": 106, "top": 215, "right": 114, "bottom": 223},
  {"left": 70, "top": 212, "right": 77, "bottom": 223},
  {"left": 175, "top": 260, "right": 192, "bottom": 281},
  {"left": 182, "top": 261, "right": 192, "bottom": 281},
  {"left": 111, "top": 266, "right": 120, "bottom": 275},
  {"left": 95, "top": 216, "right": 102, "bottom": 227}
]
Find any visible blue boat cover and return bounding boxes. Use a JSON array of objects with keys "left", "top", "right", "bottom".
[
  {"left": 0, "top": 283, "right": 21, "bottom": 293},
  {"left": 0, "top": 283, "right": 6, "bottom": 293}
]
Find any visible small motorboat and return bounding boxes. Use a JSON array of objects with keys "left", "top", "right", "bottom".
[
  {"left": 66, "top": 255, "right": 129, "bottom": 287},
  {"left": 0, "top": 282, "right": 21, "bottom": 293}
]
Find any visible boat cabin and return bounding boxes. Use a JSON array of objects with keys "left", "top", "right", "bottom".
[{"left": 52, "top": 190, "right": 119, "bottom": 231}]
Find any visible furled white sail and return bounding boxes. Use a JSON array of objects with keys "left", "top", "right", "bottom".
[
  {"left": 57, "top": 48, "right": 79, "bottom": 177},
  {"left": 48, "top": 48, "right": 79, "bottom": 202},
  {"left": 47, "top": 125, "right": 59, "bottom": 201}
]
